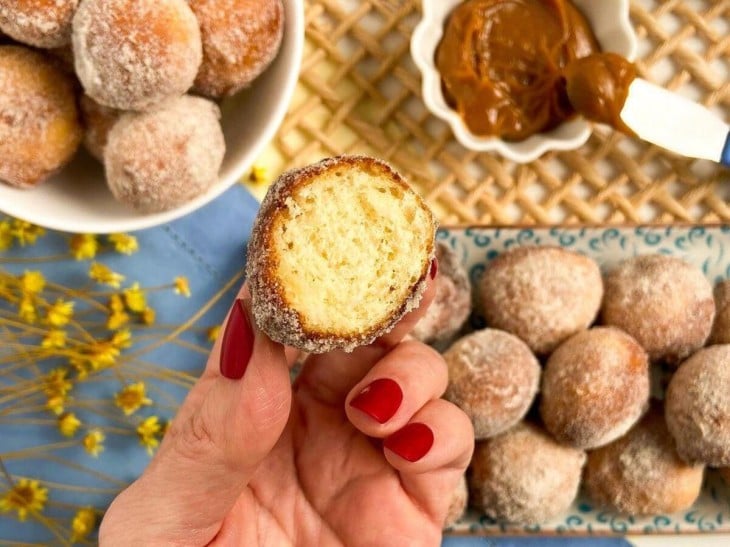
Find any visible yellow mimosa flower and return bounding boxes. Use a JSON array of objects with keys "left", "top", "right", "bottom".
[
  {"left": 108, "top": 233, "right": 139, "bottom": 255},
  {"left": 115, "top": 382, "right": 153, "bottom": 416},
  {"left": 42, "top": 329, "right": 67, "bottom": 349},
  {"left": 70, "top": 507, "right": 97, "bottom": 543},
  {"left": 89, "top": 262, "right": 125, "bottom": 288},
  {"left": 69, "top": 234, "right": 99, "bottom": 260},
  {"left": 123, "top": 283, "right": 146, "bottom": 313},
  {"left": 0, "top": 479, "right": 48, "bottom": 521},
  {"left": 83, "top": 429, "right": 105, "bottom": 457},
  {"left": 173, "top": 276, "right": 191, "bottom": 297},
  {"left": 58, "top": 412, "right": 82, "bottom": 437},
  {"left": 46, "top": 299, "right": 74, "bottom": 327}
]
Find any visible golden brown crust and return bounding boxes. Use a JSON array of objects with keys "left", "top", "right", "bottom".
[
  {"left": 246, "top": 155, "right": 436, "bottom": 353},
  {"left": 584, "top": 402, "right": 704, "bottom": 516},
  {"left": 444, "top": 328, "right": 540, "bottom": 439},
  {"left": 478, "top": 246, "right": 603, "bottom": 355},
  {"left": 665, "top": 345, "right": 730, "bottom": 466},
  {"left": 540, "top": 326, "right": 650, "bottom": 450},
  {"left": 468, "top": 422, "right": 586, "bottom": 525},
  {"left": 412, "top": 241, "right": 472, "bottom": 346},
  {"left": 72, "top": 0, "right": 202, "bottom": 111},
  {"left": 0, "top": 0, "right": 79, "bottom": 49},
  {"left": 190, "top": 0, "right": 284, "bottom": 98},
  {"left": 0, "top": 45, "right": 83, "bottom": 188},
  {"left": 104, "top": 95, "right": 224, "bottom": 212},
  {"left": 601, "top": 255, "right": 714, "bottom": 365}
]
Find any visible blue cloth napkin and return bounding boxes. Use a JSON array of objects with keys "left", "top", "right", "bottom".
[{"left": 0, "top": 184, "right": 629, "bottom": 546}]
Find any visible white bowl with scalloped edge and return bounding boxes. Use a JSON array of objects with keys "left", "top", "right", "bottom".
[
  {"left": 0, "top": 0, "right": 304, "bottom": 234},
  {"left": 411, "top": 0, "right": 638, "bottom": 163}
]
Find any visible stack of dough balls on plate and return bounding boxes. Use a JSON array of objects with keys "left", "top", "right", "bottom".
[
  {"left": 417, "top": 244, "right": 727, "bottom": 528},
  {"left": 0, "top": 0, "right": 284, "bottom": 212}
]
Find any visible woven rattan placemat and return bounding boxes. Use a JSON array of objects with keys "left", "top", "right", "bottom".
[{"left": 250, "top": 0, "right": 730, "bottom": 226}]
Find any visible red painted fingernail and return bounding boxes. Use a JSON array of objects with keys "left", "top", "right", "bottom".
[
  {"left": 429, "top": 258, "right": 438, "bottom": 279},
  {"left": 384, "top": 423, "right": 434, "bottom": 462},
  {"left": 349, "top": 378, "right": 403, "bottom": 423},
  {"left": 220, "top": 299, "right": 254, "bottom": 379}
]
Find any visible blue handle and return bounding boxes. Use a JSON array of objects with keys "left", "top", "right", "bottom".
[{"left": 721, "top": 130, "right": 730, "bottom": 167}]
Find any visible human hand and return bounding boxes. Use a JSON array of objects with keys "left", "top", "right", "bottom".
[{"left": 100, "top": 272, "right": 474, "bottom": 546}]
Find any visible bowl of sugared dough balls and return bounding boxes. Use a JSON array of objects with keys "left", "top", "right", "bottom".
[{"left": 0, "top": 0, "right": 304, "bottom": 233}]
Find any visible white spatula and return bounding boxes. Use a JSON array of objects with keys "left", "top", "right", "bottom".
[{"left": 620, "top": 78, "right": 730, "bottom": 166}]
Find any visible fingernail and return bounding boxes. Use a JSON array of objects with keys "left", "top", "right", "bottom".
[
  {"left": 349, "top": 378, "right": 403, "bottom": 423},
  {"left": 384, "top": 423, "right": 434, "bottom": 462},
  {"left": 220, "top": 299, "right": 254, "bottom": 379},
  {"left": 429, "top": 258, "right": 438, "bottom": 280}
]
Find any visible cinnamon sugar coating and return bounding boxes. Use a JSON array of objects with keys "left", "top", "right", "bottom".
[
  {"left": 584, "top": 402, "right": 704, "bottom": 515},
  {"left": 0, "top": 0, "right": 79, "bottom": 48},
  {"left": 190, "top": 0, "right": 284, "bottom": 98},
  {"left": 104, "top": 95, "right": 225, "bottom": 212},
  {"left": 478, "top": 246, "right": 602, "bottom": 355},
  {"left": 444, "top": 329, "right": 540, "bottom": 439},
  {"left": 246, "top": 156, "right": 436, "bottom": 353},
  {"left": 469, "top": 422, "right": 586, "bottom": 525},
  {"left": 540, "top": 327, "right": 650, "bottom": 450},
  {"left": 72, "top": 0, "right": 202, "bottom": 111},
  {"left": 665, "top": 345, "right": 730, "bottom": 466},
  {"left": 412, "top": 241, "right": 471, "bottom": 346},
  {"left": 601, "top": 255, "right": 714, "bottom": 365},
  {"left": 0, "top": 45, "right": 82, "bottom": 188}
]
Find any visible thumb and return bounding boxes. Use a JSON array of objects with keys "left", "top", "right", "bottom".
[{"left": 100, "top": 296, "right": 292, "bottom": 544}]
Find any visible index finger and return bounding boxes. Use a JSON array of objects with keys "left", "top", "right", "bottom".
[{"left": 294, "top": 262, "right": 438, "bottom": 406}]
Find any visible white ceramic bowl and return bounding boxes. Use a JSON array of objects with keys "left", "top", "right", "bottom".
[
  {"left": 411, "top": 0, "right": 638, "bottom": 163},
  {"left": 0, "top": 0, "right": 304, "bottom": 233}
]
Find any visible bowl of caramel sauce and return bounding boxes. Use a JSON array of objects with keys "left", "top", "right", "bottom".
[{"left": 411, "top": 0, "right": 637, "bottom": 163}]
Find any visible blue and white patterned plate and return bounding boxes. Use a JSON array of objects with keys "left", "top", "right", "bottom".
[{"left": 439, "top": 225, "right": 730, "bottom": 536}]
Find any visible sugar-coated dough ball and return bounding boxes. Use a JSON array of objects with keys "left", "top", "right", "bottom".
[
  {"left": 412, "top": 241, "right": 472, "bottom": 346},
  {"left": 601, "top": 255, "right": 714, "bottom": 365},
  {"left": 72, "top": 0, "right": 202, "bottom": 111},
  {"left": 665, "top": 345, "right": 730, "bottom": 466},
  {"left": 444, "top": 329, "right": 540, "bottom": 439},
  {"left": 469, "top": 423, "right": 586, "bottom": 525},
  {"left": 0, "top": 45, "right": 82, "bottom": 188},
  {"left": 0, "top": 0, "right": 79, "bottom": 48},
  {"left": 246, "top": 156, "right": 436, "bottom": 353},
  {"left": 190, "top": 0, "right": 284, "bottom": 98},
  {"left": 584, "top": 403, "right": 704, "bottom": 515},
  {"left": 443, "top": 474, "right": 468, "bottom": 528},
  {"left": 104, "top": 95, "right": 225, "bottom": 213},
  {"left": 79, "top": 94, "right": 120, "bottom": 161},
  {"left": 540, "top": 327, "right": 650, "bottom": 450},
  {"left": 478, "top": 246, "right": 603, "bottom": 354},
  {"left": 710, "top": 280, "right": 730, "bottom": 344}
]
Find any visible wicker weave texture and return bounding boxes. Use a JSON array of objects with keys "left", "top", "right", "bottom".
[{"left": 264, "top": 0, "right": 730, "bottom": 225}]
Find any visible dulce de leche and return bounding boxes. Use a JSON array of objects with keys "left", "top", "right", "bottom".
[{"left": 435, "top": 0, "right": 636, "bottom": 141}]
